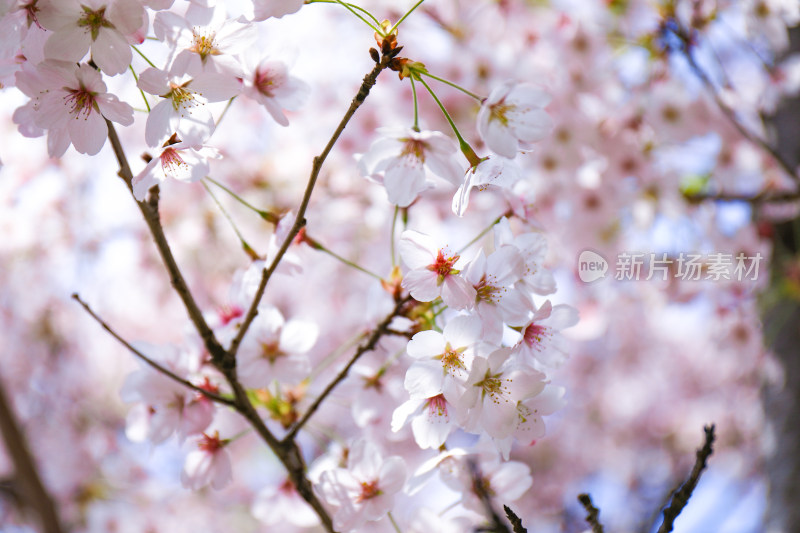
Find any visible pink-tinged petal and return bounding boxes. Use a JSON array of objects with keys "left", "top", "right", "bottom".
[
  {"left": 358, "top": 137, "right": 403, "bottom": 175},
  {"left": 391, "top": 398, "right": 423, "bottom": 433},
  {"left": 280, "top": 320, "right": 318, "bottom": 353},
  {"left": 191, "top": 72, "right": 242, "bottom": 101},
  {"left": 406, "top": 330, "right": 447, "bottom": 359},
  {"left": 498, "top": 289, "right": 532, "bottom": 327},
  {"left": 452, "top": 170, "right": 476, "bottom": 217},
  {"left": 490, "top": 463, "right": 532, "bottom": 501},
  {"left": 508, "top": 85, "right": 551, "bottom": 108},
  {"left": 398, "top": 230, "right": 436, "bottom": 268},
  {"left": 348, "top": 440, "right": 381, "bottom": 477},
  {"left": 443, "top": 315, "right": 482, "bottom": 348},
  {"left": 545, "top": 304, "right": 580, "bottom": 329},
  {"left": 262, "top": 97, "right": 289, "bottom": 126},
  {"left": 378, "top": 457, "right": 406, "bottom": 494},
  {"left": 464, "top": 248, "right": 487, "bottom": 285},
  {"left": 137, "top": 67, "right": 170, "bottom": 95},
  {"left": 487, "top": 246, "right": 525, "bottom": 285},
  {"left": 37, "top": 0, "right": 80, "bottom": 30},
  {"left": 252, "top": 0, "right": 304, "bottom": 20},
  {"left": 144, "top": 99, "right": 173, "bottom": 147},
  {"left": 479, "top": 398, "right": 518, "bottom": 439},
  {"left": 512, "top": 108, "right": 553, "bottom": 143},
  {"left": 275, "top": 77, "right": 309, "bottom": 110},
  {"left": 47, "top": 127, "right": 70, "bottom": 158},
  {"left": 96, "top": 95, "right": 134, "bottom": 125},
  {"left": 440, "top": 275, "right": 476, "bottom": 309},
  {"left": 109, "top": 0, "right": 147, "bottom": 35},
  {"left": 424, "top": 149, "right": 463, "bottom": 186},
  {"left": 132, "top": 159, "right": 161, "bottom": 201},
  {"left": 404, "top": 360, "right": 444, "bottom": 399},
  {"left": 483, "top": 118, "right": 519, "bottom": 158},
  {"left": 68, "top": 112, "right": 107, "bottom": 155},
  {"left": 92, "top": 29, "right": 132, "bottom": 76},
  {"left": 44, "top": 28, "right": 91, "bottom": 63},
  {"left": 382, "top": 156, "right": 427, "bottom": 207},
  {"left": 401, "top": 269, "right": 440, "bottom": 302},
  {"left": 411, "top": 397, "right": 453, "bottom": 449}
]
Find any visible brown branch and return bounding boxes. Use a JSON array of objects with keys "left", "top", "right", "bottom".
[
  {"left": 504, "top": 505, "right": 528, "bottom": 533},
  {"left": 0, "top": 374, "right": 65, "bottom": 533},
  {"left": 657, "top": 424, "right": 716, "bottom": 533},
  {"left": 470, "top": 459, "right": 511, "bottom": 533},
  {"left": 284, "top": 295, "right": 412, "bottom": 442},
  {"left": 105, "top": 121, "right": 229, "bottom": 369},
  {"left": 227, "top": 52, "right": 394, "bottom": 360},
  {"left": 683, "top": 190, "right": 800, "bottom": 204},
  {"left": 71, "top": 293, "right": 235, "bottom": 407},
  {"left": 577, "top": 493, "right": 605, "bottom": 533}
]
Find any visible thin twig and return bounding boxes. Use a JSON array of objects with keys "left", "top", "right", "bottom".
[
  {"left": 683, "top": 190, "right": 800, "bottom": 204},
  {"left": 71, "top": 294, "right": 235, "bottom": 406},
  {"left": 504, "top": 505, "right": 527, "bottom": 533},
  {"left": 0, "top": 374, "right": 65, "bottom": 533},
  {"left": 227, "top": 53, "right": 393, "bottom": 360},
  {"left": 577, "top": 493, "right": 604, "bottom": 533},
  {"left": 105, "top": 121, "right": 230, "bottom": 368},
  {"left": 657, "top": 424, "right": 716, "bottom": 533},
  {"left": 284, "top": 296, "right": 411, "bottom": 441}
]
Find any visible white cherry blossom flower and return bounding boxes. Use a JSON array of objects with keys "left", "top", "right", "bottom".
[
  {"left": 252, "top": 477, "right": 318, "bottom": 528},
  {"left": 181, "top": 431, "right": 233, "bottom": 490},
  {"left": 358, "top": 127, "right": 463, "bottom": 207},
  {"left": 242, "top": 57, "right": 309, "bottom": 126},
  {"left": 237, "top": 306, "right": 317, "bottom": 387},
  {"left": 493, "top": 217, "right": 556, "bottom": 295},
  {"left": 452, "top": 156, "right": 521, "bottom": 216},
  {"left": 514, "top": 300, "right": 579, "bottom": 372},
  {"left": 316, "top": 439, "right": 407, "bottom": 532},
  {"left": 13, "top": 61, "right": 133, "bottom": 157},
  {"left": 404, "top": 315, "right": 485, "bottom": 404},
  {"left": 132, "top": 136, "right": 221, "bottom": 201},
  {"left": 399, "top": 229, "right": 475, "bottom": 308},
  {"left": 38, "top": 0, "right": 146, "bottom": 76},
  {"left": 477, "top": 80, "right": 553, "bottom": 158},
  {"left": 493, "top": 384, "right": 566, "bottom": 459},
  {"left": 464, "top": 246, "right": 530, "bottom": 344},
  {"left": 137, "top": 66, "right": 241, "bottom": 146},
  {"left": 391, "top": 393, "right": 456, "bottom": 449}
]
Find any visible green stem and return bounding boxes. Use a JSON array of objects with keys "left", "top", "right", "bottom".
[
  {"left": 418, "top": 77, "right": 481, "bottom": 166},
  {"left": 389, "top": 0, "right": 426, "bottom": 34},
  {"left": 388, "top": 511, "right": 403, "bottom": 533},
  {"left": 307, "top": 0, "right": 381, "bottom": 32},
  {"left": 128, "top": 65, "right": 151, "bottom": 112},
  {"left": 305, "top": 236, "right": 384, "bottom": 280},
  {"left": 422, "top": 71, "right": 484, "bottom": 101},
  {"left": 409, "top": 76, "right": 420, "bottom": 131},
  {"left": 458, "top": 210, "right": 513, "bottom": 253},
  {"left": 131, "top": 44, "right": 157, "bottom": 69},
  {"left": 390, "top": 205, "right": 399, "bottom": 267},
  {"left": 202, "top": 180, "right": 261, "bottom": 259},
  {"left": 215, "top": 96, "right": 237, "bottom": 127},
  {"left": 204, "top": 176, "right": 280, "bottom": 223}
]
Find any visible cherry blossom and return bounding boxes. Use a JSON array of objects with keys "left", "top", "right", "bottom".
[
  {"left": 477, "top": 80, "right": 553, "bottom": 159},
  {"left": 181, "top": 431, "right": 233, "bottom": 490},
  {"left": 242, "top": 57, "right": 309, "bottom": 126},
  {"left": 237, "top": 305, "right": 317, "bottom": 388},
  {"left": 358, "top": 127, "right": 463, "bottom": 207},
  {"left": 137, "top": 66, "right": 241, "bottom": 147},
  {"left": 316, "top": 439, "right": 406, "bottom": 532},
  {"left": 252, "top": 477, "right": 318, "bottom": 528},
  {"left": 13, "top": 61, "right": 133, "bottom": 157},
  {"left": 452, "top": 156, "right": 522, "bottom": 216},
  {"left": 514, "top": 300, "right": 579, "bottom": 372},
  {"left": 493, "top": 216, "right": 557, "bottom": 295},
  {"left": 37, "top": 0, "right": 146, "bottom": 76},
  {"left": 399, "top": 229, "right": 476, "bottom": 308},
  {"left": 132, "top": 135, "right": 221, "bottom": 201},
  {"left": 391, "top": 393, "right": 456, "bottom": 449}
]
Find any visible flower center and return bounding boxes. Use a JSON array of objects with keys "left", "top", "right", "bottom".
[
  {"left": 437, "top": 344, "right": 467, "bottom": 376},
  {"left": 489, "top": 101, "right": 514, "bottom": 126},
  {"left": 475, "top": 275, "right": 501, "bottom": 304},
  {"left": 426, "top": 394, "right": 448, "bottom": 417},
  {"left": 254, "top": 68, "right": 277, "bottom": 97},
  {"left": 166, "top": 83, "right": 201, "bottom": 113},
  {"left": 523, "top": 323, "right": 550, "bottom": 350},
  {"left": 160, "top": 147, "right": 188, "bottom": 177},
  {"left": 427, "top": 249, "right": 460, "bottom": 284},
  {"left": 190, "top": 29, "right": 220, "bottom": 60},
  {"left": 259, "top": 340, "right": 285, "bottom": 363},
  {"left": 77, "top": 5, "right": 112, "bottom": 41},
  {"left": 198, "top": 431, "right": 224, "bottom": 452},
  {"left": 356, "top": 480, "right": 382, "bottom": 503},
  {"left": 63, "top": 87, "right": 97, "bottom": 120},
  {"left": 475, "top": 372, "right": 510, "bottom": 404},
  {"left": 400, "top": 139, "right": 427, "bottom": 162}
]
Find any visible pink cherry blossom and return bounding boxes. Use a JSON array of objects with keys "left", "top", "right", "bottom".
[
  {"left": 399, "top": 229, "right": 476, "bottom": 308},
  {"left": 452, "top": 156, "right": 522, "bottom": 216},
  {"left": 181, "top": 431, "right": 233, "bottom": 490},
  {"left": 37, "top": 0, "right": 146, "bottom": 76},
  {"left": 132, "top": 137, "right": 221, "bottom": 200},
  {"left": 477, "top": 80, "right": 553, "bottom": 158},
  {"left": 252, "top": 477, "right": 319, "bottom": 528},
  {"left": 13, "top": 61, "right": 133, "bottom": 157},
  {"left": 514, "top": 300, "right": 579, "bottom": 372},
  {"left": 316, "top": 439, "right": 406, "bottom": 532},
  {"left": 391, "top": 393, "right": 456, "bottom": 449},
  {"left": 242, "top": 57, "right": 309, "bottom": 126},
  {"left": 358, "top": 127, "right": 463, "bottom": 207}
]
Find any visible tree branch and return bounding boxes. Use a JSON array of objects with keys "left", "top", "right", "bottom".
[
  {"left": 71, "top": 293, "right": 235, "bottom": 406},
  {"left": 227, "top": 52, "right": 394, "bottom": 360},
  {"left": 0, "top": 374, "right": 65, "bottom": 533},
  {"left": 577, "top": 493, "right": 605, "bottom": 533},
  {"left": 105, "top": 122, "right": 229, "bottom": 368},
  {"left": 284, "top": 295, "right": 411, "bottom": 442},
  {"left": 657, "top": 424, "right": 716, "bottom": 533}
]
